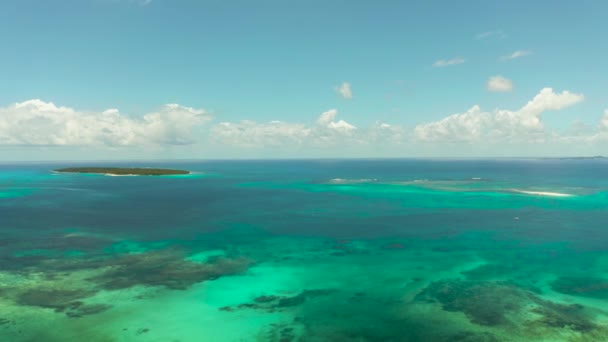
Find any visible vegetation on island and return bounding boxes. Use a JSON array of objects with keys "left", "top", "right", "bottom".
[{"left": 54, "top": 167, "right": 190, "bottom": 176}]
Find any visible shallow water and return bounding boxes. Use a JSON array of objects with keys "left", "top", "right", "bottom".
[{"left": 1, "top": 159, "right": 608, "bottom": 341}]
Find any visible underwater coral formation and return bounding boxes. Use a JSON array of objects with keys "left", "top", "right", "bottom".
[
  {"left": 88, "top": 250, "right": 251, "bottom": 290},
  {"left": 416, "top": 279, "right": 602, "bottom": 334},
  {"left": 219, "top": 289, "right": 335, "bottom": 313},
  {"left": 551, "top": 276, "right": 608, "bottom": 298},
  {"left": 1, "top": 247, "right": 252, "bottom": 325},
  {"left": 15, "top": 288, "right": 111, "bottom": 318}
]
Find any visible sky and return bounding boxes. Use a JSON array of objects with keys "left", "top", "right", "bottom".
[{"left": 1, "top": 0, "right": 607, "bottom": 160}]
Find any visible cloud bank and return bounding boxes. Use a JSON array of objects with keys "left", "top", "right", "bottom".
[
  {"left": 0, "top": 100, "right": 211, "bottom": 146},
  {"left": 211, "top": 109, "right": 358, "bottom": 148},
  {"left": 2, "top": 88, "right": 604, "bottom": 157},
  {"left": 414, "top": 88, "right": 584, "bottom": 143}
]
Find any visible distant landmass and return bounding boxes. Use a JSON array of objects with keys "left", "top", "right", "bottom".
[
  {"left": 555, "top": 156, "right": 606, "bottom": 160},
  {"left": 54, "top": 167, "right": 190, "bottom": 176}
]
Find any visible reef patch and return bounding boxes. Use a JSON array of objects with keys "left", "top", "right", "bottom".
[{"left": 550, "top": 276, "right": 608, "bottom": 299}]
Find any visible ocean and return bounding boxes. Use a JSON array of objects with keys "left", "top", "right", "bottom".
[{"left": 1, "top": 159, "right": 608, "bottom": 341}]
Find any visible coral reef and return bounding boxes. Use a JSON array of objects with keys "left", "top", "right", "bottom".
[
  {"left": 16, "top": 289, "right": 96, "bottom": 311},
  {"left": 88, "top": 250, "right": 251, "bottom": 290},
  {"left": 416, "top": 280, "right": 524, "bottom": 326},
  {"left": 550, "top": 276, "right": 608, "bottom": 298},
  {"left": 415, "top": 279, "right": 602, "bottom": 334},
  {"left": 443, "top": 331, "right": 501, "bottom": 342},
  {"left": 0, "top": 247, "right": 252, "bottom": 325},
  {"left": 219, "top": 289, "right": 335, "bottom": 313},
  {"left": 15, "top": 288, "right": 110, "bottom": 317}
]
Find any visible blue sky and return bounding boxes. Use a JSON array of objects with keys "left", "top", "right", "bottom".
[{"left": 1, "top": 0, "right": 607, "bottom": 160}]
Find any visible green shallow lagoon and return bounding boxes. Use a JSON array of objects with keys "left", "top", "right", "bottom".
[{"left": 1, "top": 160, "right": 608, "bottom": 341}]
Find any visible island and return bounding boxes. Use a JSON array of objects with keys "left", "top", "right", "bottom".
[{"left": 54, "top": 167, "right": 190, "bottom": 176}]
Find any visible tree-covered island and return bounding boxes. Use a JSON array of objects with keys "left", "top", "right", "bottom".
[{"left": 54, "top": 167, "right": 190, "bottom": 176}]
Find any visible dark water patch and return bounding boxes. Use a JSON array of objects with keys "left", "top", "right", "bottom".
[
  {"left": 16, "top": 289, "right": 96, "bottom": 314},
  {"left": 283, "top": 293, "right": 456, "bottom": 341},
  {"left": 382, "top": 242, "right": 406, "bottom": 250},
  {"left": 0, "top": 233, "right": 114, "bottom": 272},
  {"left": 550, "top": 276, "right": 608, "bottom": 298},
  {"left": 135, "top": 327, "right": 150, "bottom": 335},
  {"left": 64, "top": 303, "right": 112, "bottom": 318},
  {"left": 277, "top": 289, "right": 336, "bottom": 308},
  {"left": 416, "top": 280, "right": 524, "bottom": 326},
  {"left": 264, "top": 323, "right": 298, "bottom": 342},
  {"left": 415, "top": 279, "right": 602, "bottom": 334},
  {"left": 15, "top": 234, "right": 114, "bottom": 256},
  {"left": 460, "top": 264, "right": 543, "bottom": 294},
  {"left": 220, "top": 289, "right": 336, "bottom": 313},
  {"left": 88, "top": 249, "right": 251, "bottom": 290},
  {"left": 0, "top": 318, "right": 15, "bottom": 326},
  {"left": 444, "top": 331, "right": 501, "bottom": 342},
  {"left": 254, "top": 295, "right": 280, "bottom": 303},
  {"left": 40, "top": 234, "right": 112, "bottom": 252},
  {"left": 531, "top": 302, "right": 593, "bottom": 332},
  {"left": 0, "top": 255, "right": 48, "bottom": 271},
  {"left": 2, "top": 246, "right": 252, "bottom": 294}
]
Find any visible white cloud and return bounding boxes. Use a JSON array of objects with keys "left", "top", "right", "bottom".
[
  {"left": 316, "top": 109, "right": 356, "bottom": 132},
  {"left": 368, "top": 122, "right": 407, "bottom": 145},
  {"left": 501, "top": 50, "right": 532, "bottom": 61},
  {"left": 476, "top": 30, "right": 506, "bottom": 39},
  {"left": 414, "top": 105, "right": 492, "bottom": 142},
  {"left": 316, "top": 109, "right": 338, "bottom": 126},
  {"left": 518, "top": 88, "right": 584, "bottom": 117},
  {"left": 414, "top": 88, "right": 584, "bottom": 143},
  {"left": 487, "top": 75, "right": 513, "bottom": 92},
  {"left": 599, "top": 110, "right": 608, "bottom": 130},
  {"left": 433, "top": 57, "right": 465, "bottom": 67},
  {"left": 4, "top": 90, "right": 601, "bottom": 157},
  {"left": 0, "top": 99, "right": 211, "bottom": 146},
  {"left": 210, "top": 109, "right": 358, "bottom": 148},
  {"left": 210, "top": 120, "right": 311, "bottom": 148},
  {"left": 335, "top": 82, "right": 353, "bottom": 99}
]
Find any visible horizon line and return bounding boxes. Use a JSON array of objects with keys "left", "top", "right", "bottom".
[{"left": 0, "top": 156, "right": 605, "bottom": 164}]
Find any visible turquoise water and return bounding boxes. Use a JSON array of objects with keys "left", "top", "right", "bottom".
[{"left": 1, "top": 159, "right": 608, "bottom": 341}]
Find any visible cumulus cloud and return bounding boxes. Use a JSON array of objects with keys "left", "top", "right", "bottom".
[
  {"left": 368, "top": 122, "right": 407, "bottom": 145},
  {"left": 487, "top": 75, "right": 513, "bottom": 92},
  {"left": 433, "top": 57, "right": 465, "bottom": 67},
  {"left": 317, "top": 109, "right": 356, "bottom": 133},
  {"left": 501, "top": 50, "right": 532, "bottom": 61},
  {"left": 210, "top": 120, "right": 312, "bottom": 148},
  {"left": 209, "top": 88, "right": 590, "bottom": 152},
  {"left": 210, "top": 109, "right": 358, "bottom": 148},
  {"left": 335, "top": 82, "right": 353, "bottom": 99},
  {"left": 4, "top": 89, "right": 601, "bottom": 157},
  {"left": 414, "top": 105, "right": 491, "bottom": 143},
  {"left": 414, "top": 88, "right": 584, "bottom": 143},
  {"left": 0, "top": 99, "right": 211, "bottom": 146}
]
